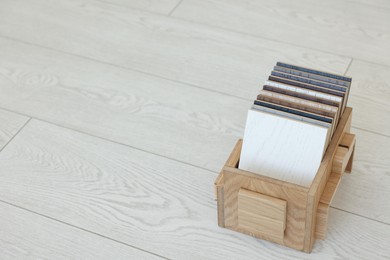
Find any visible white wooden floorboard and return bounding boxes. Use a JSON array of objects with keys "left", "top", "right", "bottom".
[
  {"left": 348, "top": 0, "right": 390, "bottom": 9},
  {"left": 346, "top": 60, "right": 390, "bottom": 136},
  {"left": 314, "top": 208, "right": 389, "bottom": 259},
  {"left": 0, "top": 0, "right": 388, "bottom": 257},
  {"left": 0, "top": 37, "right": 248, "bottom": 173},
  {"left": 0, "top": 0, "right": 350, "bottom": 100},
  {"left": 0, "top": 119, "right": 389, "bottom": 259},
  {"left": 0, "top": 108, "right": 29, "bottom": 150},
  {"left": 332, "top": 128, "right": 390, "bottom": 223},
  {"left": 0, "top": 37, "right": 388, "bottom": 223},
  {"left": 96, "top": 0, "right": 181, "bottom": 14},
  {"left": 0, "top": 202, "right": 162, "bottom": 260},
  {"left": 172, "top": 0, "right": 390, "bottom": 67}
]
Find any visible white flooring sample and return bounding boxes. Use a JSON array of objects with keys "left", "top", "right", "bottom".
[{"left": 239, "top": 109, "right": 329, "bottom": 187}]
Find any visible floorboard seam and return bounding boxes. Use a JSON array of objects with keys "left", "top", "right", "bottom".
[
  {"left": 0, "top": 181, "right": 387, "bottom": 256},
  {"left": 0, "top": 117, "right": 31, "bottom": 154},
  {"left": 353, "top": 57, "right": 390, "bottom": 69},
  {"left": 330, "top": 206, "right": 390, "bottom": 226},
  {"left": 89, "top": 0, "right": 390, "bottom": 57},
  {"left": 343, "top": 58, "right": 353, "bottom": 76},
  {"left": 0, "top": 199, "right": 170, "bottom": 259},
  {"left": 163, "top": 17, "right": 357, "bottom": 65},
  {"left": 343, "top": 0, "right": 390, "bottom": 10},
  {"left": 2, "top": 33, "right": 384, "bottom": 115},
  {"left": 95, "top": 0, "right": 164, "bottom": 16},
  {"left": 168, "top": 0, "right": 184, "bottom": 16},
  {"left": 83, "top": 0, "right": 390, "bottom": 67},
  {"left": 2, "top": 1, "right": 387, "bottom": 71},
  {"left": 0, "top": 34, "right": 387, "bottom": 108},
  {"left": 50, "top": 0, "right": 367, "bottom": 66},
  {"left": 0, "top": 115, "right": 387, "bottom": 243},
  {"left": 0, "top": 34, "right": 250, "bottom": 102},
  {"left": 0, "top": 104, "right": 388, "bottom": 180},
  {"left": 352, "top": 126, "right": 390, "bottom": 138},
  {"left": 0, "top": 105, "right": 217, "bottom": 175}
]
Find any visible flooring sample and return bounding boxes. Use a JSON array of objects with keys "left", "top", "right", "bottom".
[
  {"left": 270, "top": 71, "right": 348, "bottom": 92},
  {"left": 274, "top": 66, "right": 351, "bottom": 87},
  {"left": 275, "top": 62, "right": 351, "bottom": 83},
  {"left": 0, "top": 0, "right": 350, "bottom": 100},
  {"left": 239, "top": 109, "right": 328, "bottom": 187},
  {"left": 268, "top": 74, "right": 346, "bottom": 126},
  {"left": 263, "top": 85, "right": 341, "bottom": 107},
  {"left": 172, "top": 0, "right": 390, "bottom": 66},
  {"left": 258, "top": 90, "right": 338, "bottom": 119},
  {"left": 239, "top": 62, "right": 352, "bottom": 190},
  {"left": 252, "top": 100, "right": 334, "bottom": 142},
  {"left": 270, "top": 66, "right": 351, "bottom": 116},
  {"left": 268, "top": 75, "right": 345, "bottom": 98},
  {"left": 0, "top": 108, "right": 29, "bottom": 150},
  {"left": 253, "top": 100, "right": 333, "bottom": 124},
  {"left": 251, "top": 104, "right": 331, "bottom": 130},
  {"left": 0, "top": 119, "right": 389, "bottom": 259},
  {"left": 0, "top": 202, "right": 161, "bottom": 259},
  {"left": 264, "top": 80, "right": 343, "bottom": 131},
  {"left": 97, "top": 0, "right": 181, "bottom": 14},
  {"left": 265, "top": 80, "right": 343, "bottom": 104},
  {"left": 239, "top": 62, "right": 350, "bottom": 188},
  {"left": 257, "top": 90, "right": 339, "bottom": 138}
]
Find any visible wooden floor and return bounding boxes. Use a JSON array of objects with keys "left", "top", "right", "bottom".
[{"left": 0, "top": 0, "right": 389, "bottom": 259}]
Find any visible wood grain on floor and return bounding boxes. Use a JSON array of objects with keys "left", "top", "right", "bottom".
[
  {"left": 172, "top": 0, "right": 390, "bottom": 66},
  {"left": 350, "top": 0, "right": 390, "bottom": 9},
  {"left": 0, "top": 119, "right": 389, "bottom": 259},
  {"left": 96, "top": 0, "right": 181, "bottom": 14},
  {"left": 0, "top": 37, "right": 248, "bottom": 172},
  {"left": 0, "top": 0, "right": 389, "bottom": 258},
  {"left": 346, "top": 60, "right": 390, "bottom": 136},
  {"left": 0, "top": 0, "right": 350, "bottom": 100},
  {"left": 0, "top": 109, "right": 29, "bottom": 150},
  {"left": 0, "top": 202, "right": 162, "bottom": 259},
  {"left": 332, "top": 128, "right": 390, "bottom": 223},
  {"left": 314, "top": 208, "right": 389, "bottom": 258}
]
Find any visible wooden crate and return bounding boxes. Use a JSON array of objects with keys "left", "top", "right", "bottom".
[{"left": 214, "top": 107, "right": 356, "bottom": 253}]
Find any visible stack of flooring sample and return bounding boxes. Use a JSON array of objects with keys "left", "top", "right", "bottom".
[{"left": 239, "top": 62, "right": 352, "bottom": 187}]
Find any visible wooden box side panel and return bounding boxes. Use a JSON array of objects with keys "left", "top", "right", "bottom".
[
  {"left": 215, "top": 171, "right": 225, "bottom": 227},
  {"left": 222, "top": 170, "right": 308, "bottom": 251},
  {"left": 238, "top": 189, "right": 287, "bottom": 242},
  {"left": 304, "top": 107, "right": 353, "bottom": 252},
  {"left": 315, "top": 202, "right": 329, "bottom": 239}
]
